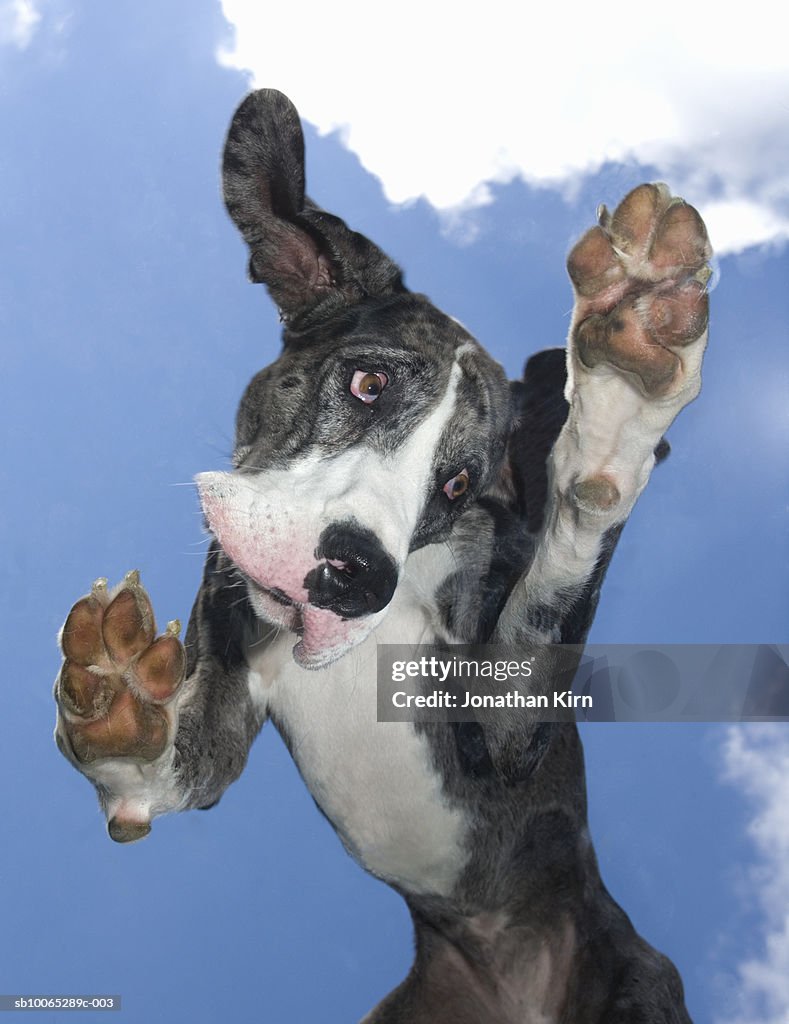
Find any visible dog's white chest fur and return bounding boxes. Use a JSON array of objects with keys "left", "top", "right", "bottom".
[{"left": 246, "top": 547, "right": 468, "bottom": 897}]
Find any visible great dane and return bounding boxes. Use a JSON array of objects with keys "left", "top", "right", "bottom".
[{"left": 54, "top": 90, "right": 711, "bottom": 1023}]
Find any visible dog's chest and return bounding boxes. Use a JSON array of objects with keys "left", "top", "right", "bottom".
[{"left": 246, "top": 547, "right": 469, "bottom": 897}]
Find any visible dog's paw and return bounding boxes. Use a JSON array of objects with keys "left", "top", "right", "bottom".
[
  {"left": 567, "top": 183, "right": 712, "bottom": 400},
  {"left": 55, "top": 571, "right": 186, "bottom": 842}
]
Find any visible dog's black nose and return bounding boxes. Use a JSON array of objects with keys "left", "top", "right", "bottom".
[{"left": 304, "top": 524, "right": 398, "bottom": 618}]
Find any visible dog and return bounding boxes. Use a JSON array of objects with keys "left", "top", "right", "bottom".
[{"left": 54, "top": 89, "right": 711, "bottom": 1023}]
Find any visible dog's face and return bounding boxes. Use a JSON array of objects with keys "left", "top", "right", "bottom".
[{"left": 197, "top": 92, "right": 511, "bottom": 668}]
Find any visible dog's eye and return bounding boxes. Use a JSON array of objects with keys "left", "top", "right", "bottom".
[
  {"left": 443, "top": 470, "right": 470, "bottom": 500},
  {"left": 350, "top": 370, "right": 388, "bottom": 404}
]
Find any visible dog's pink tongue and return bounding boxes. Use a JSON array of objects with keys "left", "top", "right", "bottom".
[{"left": 294, "top": 606, "right": 372, "bottom": 669}]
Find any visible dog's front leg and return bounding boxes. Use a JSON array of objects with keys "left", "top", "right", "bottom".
[
  {"left": 496, "top": 184, "right": 711, "bottom": 649},
  {"left": 54, "top": 541, "right": 267, "bottom": 842}
]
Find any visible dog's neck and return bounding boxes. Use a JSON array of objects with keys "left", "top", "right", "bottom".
[{"left": 395, "top": 910, "right": 578, "bottom": 1024}]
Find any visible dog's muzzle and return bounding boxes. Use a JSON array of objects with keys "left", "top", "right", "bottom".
[{"left": 195, "top": 470, "right": 405, "bottom": 668}]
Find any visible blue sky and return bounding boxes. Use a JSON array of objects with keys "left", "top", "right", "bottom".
[{"left": 1, "top": 2, "right": 787, "bottom": 1022}]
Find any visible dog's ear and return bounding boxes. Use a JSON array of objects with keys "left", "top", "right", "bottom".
[{"left": 222, "top": 90, "right": 405, "bottom": 327}]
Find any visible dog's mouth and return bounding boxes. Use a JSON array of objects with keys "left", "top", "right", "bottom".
[
  {"left": 263, "top": 584, "right": 299, "bottom": 608},
  {"left": 244, "top": 576, "right": 302, "bottom": 630},
  {"left": 244, "top": 576, "right": 384, "bottom": 670}
]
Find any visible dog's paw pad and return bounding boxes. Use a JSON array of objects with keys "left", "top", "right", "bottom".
[
  {"left": 573, "top": 475, "right": 621, "bottom": 514},
  {"left": 62, "top": 689, "right": 170, "bottom": 764},
  {"left": 58, "top": 661, "right": 116, "bottom": 720},
  {"left": 60, "top": 580, "right": 109, "bottom": 666},
  {"left": 566, "top": 225, "right": 625, "bottom": 298},
  {"left": 130, "top": 625, "right": 185, "bottom": 703},
  {"left": 608, "top": 182, "right": 668, "bottom": 257},
  {"left": 107, "top": 817, "right": 152, "bottom": 844},
  {"left": 568, "top": 184, "right": 712, "bottom": 398},
  {"left": 649, "top": 199, "right": 711, "bottom": 275},
  {"left": 575, "top": 303, "right": 682, "bottom": 396},
  {"left": 645, "top": 279, "right": 709, "bottom": 348},
  {"left": 56, "top": 574, "right": 185, "bottom": 765},
  {"left": 102, "top": 572, "right": 156, "bottom": 665}
]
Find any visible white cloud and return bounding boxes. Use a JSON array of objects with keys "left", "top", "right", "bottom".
[
  {"left": 0, "top": 0, "right": 40, "bottom": 48},
  {"left": 218, "top": 0, "right": 789, "bottom": 255},
  {"left": 721, "top": 725, "right": 789, "bottom": 1024}
]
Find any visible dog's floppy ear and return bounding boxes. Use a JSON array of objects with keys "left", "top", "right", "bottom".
[{"left": 222, "top": 90, "right": 405, "bottom": 328}]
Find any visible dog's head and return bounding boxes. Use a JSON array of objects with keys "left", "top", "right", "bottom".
[{"left": 197, "top": 91, "right": 513, "bottom": 668}]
